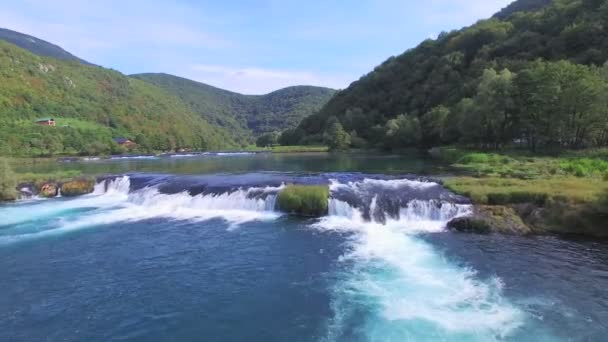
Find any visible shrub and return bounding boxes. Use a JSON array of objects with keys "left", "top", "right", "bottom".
[
  {"left": 0, "top": 158, "right": 17, "bottom": 201},
  {"left": 277, "top": 185, "right": 329, "bottom": 217},
  {"left": 457, "top": 153, "right": 515, "bottom": 165},
  {"left": 560, "top": 158, "right": 608, "bottom": 178}
]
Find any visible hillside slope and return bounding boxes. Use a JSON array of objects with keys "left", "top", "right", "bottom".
[
  {"left": 296, "top": 0, "right": 608, "bottom": 150},
  {"left": 0, "top": 41, "right": 237, "bottom": 156},
  {"left": 0, "top": 28, "right": 90, "bottom": 64},
  {"left": 132, "top": 73, "right": 336, "bottom": 140}
]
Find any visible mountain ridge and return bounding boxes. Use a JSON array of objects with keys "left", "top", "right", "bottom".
[
  {"left": 132, "top": 73, "right": 336, "bottom": 140},
  {"left": 0, "top": 28, "right": 91, "bottom": 65}
]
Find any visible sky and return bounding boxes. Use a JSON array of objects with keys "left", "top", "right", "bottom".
[{"left": 1, "top": 0, "right": 513, "bottom": 94}]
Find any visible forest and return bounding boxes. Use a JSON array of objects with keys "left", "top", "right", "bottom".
[
  {"left": 0, "top": 40, "right": 241, "bottom": 156},
  {"left": 287, "top": 0, "right": 608, "bottom": 151}
]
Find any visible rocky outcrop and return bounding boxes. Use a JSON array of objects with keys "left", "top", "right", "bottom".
[
  {"left": 39, "top": 182, "right": 59, "bottom": 198},
  {"left": 449, "top": 201, "right": 608, "bottom": 238},
  {"left": 60, "top": 178, "right": 95, "bottom": 197},
  {"left": 448, "top": 205, "right": 533, "bottom": 235},
  {"left": 514, "top": 201, "right": 608, "bottom": 238},
  {"left": 13, "top": 177, "right": 96, "bottom": 200}
]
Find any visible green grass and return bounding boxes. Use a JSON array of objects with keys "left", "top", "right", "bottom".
[
  {"left": 16, "top": 170, "right": 83, "bottom": 184},
  {"left": 444, "top": 176, "right": 608, "bottom": 205},
  {"left": 277, "top": 184, "right": 330, "bottom": 216}
]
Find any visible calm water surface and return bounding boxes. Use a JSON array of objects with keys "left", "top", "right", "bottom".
[{"left": 2, "top": 153, "right": 608, "bottom": 341}]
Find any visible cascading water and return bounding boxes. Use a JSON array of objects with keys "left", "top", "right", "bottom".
[
  {"left": 0, "top": 175, "right": 282, "bottom": 245},
  {"left": 315, "top": 178, "right": 526, "bottom": 341}
]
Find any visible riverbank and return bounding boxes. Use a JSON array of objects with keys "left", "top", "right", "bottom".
[{"left": 435, "top": 147, "right": 608, "bottom": 237}]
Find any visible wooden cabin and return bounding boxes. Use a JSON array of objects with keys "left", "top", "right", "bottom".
[
  {"left": 113, "top": 137, "right": 136, "bottom": 147},
  {"left": 36, "top": 118, "right": 56, "bottom": 126}
]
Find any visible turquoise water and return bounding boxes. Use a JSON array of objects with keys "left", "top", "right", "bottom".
[{"left": 2, "top": 154, "right": 608, "bottom": 341}]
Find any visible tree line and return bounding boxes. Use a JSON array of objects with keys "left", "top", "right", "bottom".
[{"left": 281, "top": 60, "right": 608, "bottom": 151}]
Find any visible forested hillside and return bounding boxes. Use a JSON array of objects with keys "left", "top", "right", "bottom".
[
  {"left": 0, "top": 41, "right": 238, "bottom": 156},
  {"left": 0, "top": 28, "right": 90, "bottom": 64},
  {"left": 292, "top": 0, "right": 608, "bottom": 151},
  {"left": 132, "top": 73, "right": 336, "bottom": 141}
]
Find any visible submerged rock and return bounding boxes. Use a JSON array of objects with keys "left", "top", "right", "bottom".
[
  {"left": 448, "top": 205, "right": 533, "bottom": 235},
  {"left": 60, "top": 178, "right": 95, "bottom": 197}
]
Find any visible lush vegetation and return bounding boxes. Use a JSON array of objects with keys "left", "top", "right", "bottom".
[
  {"left": 440, "top": 149, "right": 608, "bottom": 207},
  {"left": 131, "top": 73, "right": 336, "bottom": 143},
  {"left": 0, "top": 158, "right": 17, "bottom": 200},
  {"left": 0, "top": 40, "right": 241, "bottom": 156},
  {"left": 290, "top": 0, "right": 608, "bottom": 152},
  {"left": 276, "top": 185, "right": 329, "bottom": 217}
]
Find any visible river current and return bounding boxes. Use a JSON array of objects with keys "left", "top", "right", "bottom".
[{"left": 2, "top": 153, "right": 607, "bottom": 341}]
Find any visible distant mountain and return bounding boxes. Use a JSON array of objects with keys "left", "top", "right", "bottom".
[
  {"left": 0, "top": 28, "right": 90, "bottom": 64},
  {"left": 0, "top": 40, "right": 238, "bottom": 156},
  {"left": 132, "top": 73, "right": 336, "bottom": 141}
]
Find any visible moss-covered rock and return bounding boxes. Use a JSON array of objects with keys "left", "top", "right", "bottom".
[
  {"left": 60, "top": 178, "right": 95, "bottom": 197},
  {"left": 277, "top": 185, "right": 329, "bottom": 217},
  {"left": 39, "top": 182, "right": 59, "bottom": 198},
  {"left": 448, "top": 205, "right": 533, "bottom": 235},
  {"left": 514, "top": 200, "right": 608, "bottom": 238}
]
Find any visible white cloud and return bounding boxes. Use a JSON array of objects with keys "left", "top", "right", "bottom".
[{"left": 190, "top": 64, "right": 349, "bottom": 95}]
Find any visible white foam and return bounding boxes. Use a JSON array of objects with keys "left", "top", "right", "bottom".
[
  {"left": 317, "top": 179, "right": 523, "bottom": 340},
  {"left": 0, "top": 176, "right": 282, "bottom": 245}
]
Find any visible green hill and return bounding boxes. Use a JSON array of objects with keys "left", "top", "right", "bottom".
[
  {"left": 0, "top": 28, "right": 91, "bottom": 65},
  {"left": 0, "top": 40, "right": 238, "bottom": 156},
  {"left": 132, "top": 73, "right": 336, "bottom": 141},
  {"left": 295, "top": 0, "right": 608, "bottom": 151}
]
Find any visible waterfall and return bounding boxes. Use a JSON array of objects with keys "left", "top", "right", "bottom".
[{"left": 325, "top": 178, "right": 471, "bottom": 231}]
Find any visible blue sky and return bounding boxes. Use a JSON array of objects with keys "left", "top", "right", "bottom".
[{"left": 2, "top": 0, "right": 513, "bottom": 94}]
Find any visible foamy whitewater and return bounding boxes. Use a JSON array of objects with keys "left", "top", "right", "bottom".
[
  {"left": 0, "top": 176, "right": 281, "bottom": 245},
  {"left": 0, "top": 174, "right": 553, "bottom": 341},
  {"left": 314, "top": 178, "right": 527, "bottom": 341}
]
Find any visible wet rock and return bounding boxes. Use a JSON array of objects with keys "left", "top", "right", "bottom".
[
  {"left": 39, "top": 182, "right": 59, "bottom": 198},
  {"left": 448, "top": 205, "right": 532, "bottom": 235},
  {"left": 60, "top": 178, "right": 95, "bottom": 197}
]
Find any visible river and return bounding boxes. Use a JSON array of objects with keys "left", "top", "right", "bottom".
[{"left": 1, "top": 153, "right": 607, "bottom": 341}]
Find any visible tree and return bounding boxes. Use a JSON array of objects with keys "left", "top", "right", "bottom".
[
  {"left": 384, "top": 114, "right": 422, "bottom": 149},
  {"left": 279, "top": 128, "right": 305, "bottom": 146},
  {"left": 256, "top": 132, "right": 279, "bottom": 147},
  {"left": 326, "top": 122, "right": 350, "bottom": 151},
  {"left": 421, "top": 105, "right": 450, "bottom": 147},
  {"left": 472, "top": 68, "right": 517, "bottom": 149}
]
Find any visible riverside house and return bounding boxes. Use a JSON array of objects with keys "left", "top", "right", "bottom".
[
  {"left": 114, "top": 137, "right": 136, "bottom": 148},
  {"left": 35, "top": 118, "right": 55, "bottom": 126}
]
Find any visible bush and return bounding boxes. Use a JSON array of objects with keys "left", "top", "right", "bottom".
[
  {"left": 560, "top": 158, "right": 608, "bottom": 178},
  {"left": 0, "top": 158, "right": 17, "bottom": 201},
  {"left": 277, "top": 185, "right": 329, "bottom": 217},
  {"left": 457, "top": 153, "right": 516, "bottom": 165}
]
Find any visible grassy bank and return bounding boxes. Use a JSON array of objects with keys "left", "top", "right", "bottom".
[
  {"left": 440, "top": 148, "right": 608, "bottom": 204},
  {"left": 438, "top": 148, "right": 608, "bottom": 236}
]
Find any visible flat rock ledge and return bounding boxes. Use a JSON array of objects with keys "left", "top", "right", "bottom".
[{"left": 448, "top": 205, "right": 533, "bottom": 235}]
